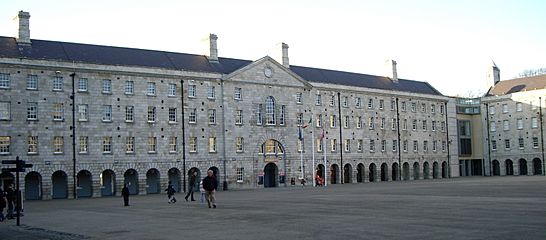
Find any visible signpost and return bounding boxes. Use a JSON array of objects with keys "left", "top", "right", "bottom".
[{"left": 1, "top": 156, "right": 33, "bottom": 226}]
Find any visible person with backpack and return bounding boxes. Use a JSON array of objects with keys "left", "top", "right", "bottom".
[
  {"left": 165, "top": 181, "right": 177, "bottom": 203},
  {"left": 202, "top": 170, "right": 218, "bottom": 208}
]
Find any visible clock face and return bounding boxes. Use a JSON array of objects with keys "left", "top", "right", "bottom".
[{"left": 264, "top": 67, "right": 273, "bottom": 78}]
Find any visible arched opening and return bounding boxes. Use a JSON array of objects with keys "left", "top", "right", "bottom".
[
  {"left": 533, "top": 158, "right": 542, "bottom": 175},
  {"left": 369, "top": 163, "right": 377, "bottom": 182},
  {"left": 343, "top": 163, "right": 352, "bottom": 183},
  {"left": 380, "top": 163, "right": 389, "bottom": 181},
  {"left": 146, "top": 168, "right": 161, "bottom": 194},
  {"left": 0, "top": 172, "right": 14, "bottom": 189},
  {"left": 402, "top": 162, "right": 410, "bottom": 180},
  {"left": 168, "top": 168, "right": 181, "bottom": 192},
  {"left": 330, "top": 164, "right": 339, "bottom": 184},
  {"left": 51, "top": 171, "right": 68, "bottom": 199},
  {"left": 432, "top": 162, "right": 440, "bottom": 179},
  {"left": 100, "top": 169, "right": 116, "bottom": 197},
  {"left": 316, "top": 164, "right": 325, "bottom": 185},
  {"left": 519, "top": 159, "right": 528, "bottom": 176},
  {"left": 413, "top": 162, "right": 420, "bottom": 180},
  {"left": 208, "top": 166, "right": 220, "bottom": 189},
  {"left": 505, "top": 159, "right": 514, "bottom": 175},
  {"left": 77, "top": 170, "right": 92, "bottom": 198},
  {"left": 441, "top": 161, "right": 448, "bottom": 178},
  {"left": 24, "top": 171, "right": 42, "bottom": 200},
  {"left": 391, "top": 162, "right": 399, "bottom": 181},
  {"left": 188, "top": 168, "right": 201, "bottom": 193},
  {"left": 423, "top": 162, "right": 430, "bottom": 179},
  {"left": 356, "top": 163, "right": 365, "bottom": 183},
  {"left": 492, "top": 160, "right": 500, "bottom": 176},
  {"left": 124, "top": 169, "right": 139, "bottom": 195},
  {"left": 264, "top": 163, "right": 278, "bottom": 188}
]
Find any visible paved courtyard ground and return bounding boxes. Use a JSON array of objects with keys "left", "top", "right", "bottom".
[{"left": 0, "top": 176, "right": 545, "bottom": 240}]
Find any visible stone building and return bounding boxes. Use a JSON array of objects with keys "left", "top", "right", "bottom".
[{"left": 0, "top": 11, "right": 458, "bottom": 200}]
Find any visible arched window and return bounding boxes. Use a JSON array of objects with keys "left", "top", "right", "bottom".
[
  {"left": 266, "top": 96, "right": 276, "bottom": 125},
  {"left": 261, "top": 139, "right": 284, "bottom": 155}
]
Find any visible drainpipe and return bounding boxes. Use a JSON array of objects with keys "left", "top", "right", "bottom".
[
  {"left": 444, "top": 102, "right": 451, "bottom": 177},
  {"left": 70, "top": 72, "right": 77, "bottom": 199},
  {"left": 180, "top": 79, "right": 187, "bottom": 192},
  {"left": 220, "top": 79, "right": 228, "bottom": 190},
  {"left": 484, "top": 103, "right": 492, "bottom": 176},
  {"left": 395, "top": 98, "right": 402, "bottom": 180},
  {"left": 337, "top": 92, "right": 343, "bottom": 184},
  {"left": 539, "top": 97, "right": 545, "bottom": 175}
]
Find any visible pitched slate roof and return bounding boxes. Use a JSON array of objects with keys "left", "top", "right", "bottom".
[
  {"left": 0, "top": 36, "right": 442, "bottom": 96},
  {"left": 487, "top": 74, "right": 546, "bottom": 96}
]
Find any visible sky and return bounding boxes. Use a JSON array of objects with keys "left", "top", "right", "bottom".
[{"left": 1, "top": 0, "right": 545, "bottom": 96}]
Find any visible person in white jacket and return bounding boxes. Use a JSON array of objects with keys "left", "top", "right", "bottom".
[{"left": 199, "top": 180, "right": 205, "bottom": 203}]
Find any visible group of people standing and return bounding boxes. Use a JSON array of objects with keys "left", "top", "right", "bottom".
[
  {"left": 122, "top": 170, "right": 218, "bottom": 209},
  {"left": 0, "top": 184, "right": 16, "bottom": 222}
]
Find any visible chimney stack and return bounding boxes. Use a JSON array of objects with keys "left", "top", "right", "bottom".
[
  {"left": 16, "top": 11, "right": 31, "bottom": 45},
  {"left": 487, "top": 61, "right": 500, "bottom": 85},
  {"left": 385, "top": 59, "right": 398, "bottom": 83},
  {"left": 281, "top": 43, "right": 289, "bottom": 68},
  {"left": 207, "top": 33, "right": 218, "bottom": 62}
]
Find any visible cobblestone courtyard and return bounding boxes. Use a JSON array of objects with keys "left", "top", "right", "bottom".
[{"left": 1, "top": 176, "right": 545, "bottom": 240}]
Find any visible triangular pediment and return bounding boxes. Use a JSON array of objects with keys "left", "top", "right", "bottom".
[{"left": 222, "top": 56, "right": 312, "bottom": 88}]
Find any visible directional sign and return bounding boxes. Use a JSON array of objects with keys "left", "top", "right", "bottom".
[{"left": 1, "top": 160, "right": 17, "bottom": 164}]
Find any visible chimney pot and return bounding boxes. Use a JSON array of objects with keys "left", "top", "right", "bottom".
[
  {"left": 281, "top": 43, "right": 289, "bottom": 68},
  {"left": 385, "top": 59, "right": 398, "bottom": 83},
  {"left": 207, "top": 33, "right": 218, "bottom": 62},
  {"left": 16, "top": 11, "right": 31, "bottom": 45}
]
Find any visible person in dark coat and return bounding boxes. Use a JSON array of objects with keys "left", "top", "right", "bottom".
[
  {"left": 6, "top": 185, "right": 15, "bottom": 219},
  {"left": 185, "top": 171, "right": 197, "bottom": 201},
  {"left": 121, "top": 184, "right": 130, "bottom": 206},
  {"left": 202, "top": 170, "right": 218, "bottom": 208},
  {"left": 165, "top": 181, "right": 177, "bottom": 203},
  {"left": 0, "top": 187, "right": 6, "bottom": 221}
]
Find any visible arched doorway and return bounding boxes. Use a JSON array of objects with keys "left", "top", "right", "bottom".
[
  {"left": 369, "top": 163, "right": 377, "bottom": 182},
  {"left": 432, "top": 162, "right": 440, "bottom": 179},
  {"left": 505, "top": 159, "right": 514, "bottom": 175},
  {"left": 402, "top": 162, "right": 410, "bottom": 180},
  {"left": 330, "top": 164, "right": 339, "bottom": 184},
  {"left": 124, "top": 169, "right": 139, "bottom": 195},
  {"left": 533, "top": 158, "right": 542, "bottom": 175},
  {"left": 25, "top": 171, "right": 42, "bottom": 200},
  {"left": 492, "top": 160, "right": 500, "bottom": 176},
  {"left": 380, "top": 163, "right": 388, "bottom": 181},
  {"left": 100, "top": 169, "right": 115, "bottom": 197},
  {"left": 441, "top": 161, "right": 448, "bottom": 178},
  {"left": 0, "top": 172, "right": 14, "bottom": 189},
  {"left": 413, "top": 162, "right": 420, "bottom": 180},
  {"left": 51, "top": 171, "right": 68, "bottom": 199},
  {"left": 343, "top": 163, "right": 352, "bottom": 183},
  {"left": 519, "top": 159, "right": 527, "bottom": 175},
  {"left": 77, "top": 170, "right": 92, "bottom": 198},
  {"left": 146, "top": 168, "right": 160, "bottom": 194},
  {"left": 423, "top": 162, "right": 430, "bottom": 179},
  {"left": 264, "top": 163, "right": 278, "bottom": 188},
  {"left": 188, "top": 168, "right": 201, "bottom": 193},
  {"left": 392, "top": 163, "right": 399, "bottom": 181},
  {"left": 168, "top": 168, "right": 181, "bottom": 192},
  {"left": 316, "top": 164, "right": 325, "bottom": 185},
  {"left": 356, "top": 163, "right": 365, "bottom": 183}
]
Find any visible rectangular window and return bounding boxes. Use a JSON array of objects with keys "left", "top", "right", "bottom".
[
  {"left": 103, "top": 136, "right": 112, "bottom": 153},
  {"left": 504, "top": 139, "right": 510, "bottom": 150},
  {"left": 431, "top": 121, "right": 436, "bottom": 131},
  {"left": 342, "top": 96, "right": 348, "bottom": 108},
  {"left": 412, "top": 119, "right": 417, "bottom": 131},
  {"left": 403, "top": 140, "right": 408, "bottom": 152},
  {"left": 369, "top": 139, "right": 375, "bottom": 152},
  {"left": 148, "top": 106, "right": 156, "bottom": 122},
  {"left": 188, "top": 84, "right": 196, "bottom": 97},
  {"left": 410, "top": 102, "right": 416, "bottom": 112},
  {"left": 329, "top": 95, "right": 335, "bottom": 106},
  {"left": 207, "top": 86, "right": 215, "bottom": 99},
  {"left": 344, "top": 116, "right": 349, "bottom": 128},
  {"left": 53, "top": 76, "right": 63, "bottom": 91},
  {"left": 236, "top": 137, "right": 244, "bottom": 152},
  {"left": 440, "top": 105, "right": 445, "bottom": 114},
  {"left": 379, "top": 99, "right": 384, "bottom": 110},
  {"left": 102, "top": 79, "right": 112, "bottom": 93},
  {"left": 518, "top": 138, "right": 524, "bottom": 149},
  {"left": 401, "top": 101, "right": 406, "bottom": 111},
  {"left": 28, "top": 136, "right": 38, "bottom": 154},
  {"left": 79, "top": 136, "right": 88, "bottom": 153},
  {"left": 168, "top": 108, "right": 177, "bottom": 123},
  {"left": 27, "top": 74, "right": 38, "bottom": 90},
  {"left": 208, "top": 109, "right": 216, "bottom": 124},
  {"left": 317, "top": 139, "right": 323, "bottom": 152},
  {"left": 421, "top": 103, "right": 426, "bottom": 112},
  {"left": 413, "top": 140, "right": 418, "bottom": 152},
  {"left": 189, "top": 108, "right": 197, "bottom": 123},
  {"left": 148, "top": 137, "right": 157, "bottom": 153},
  {"left": 391, "top": 118, "right": 396, "bottom": 130},
  {"left": 125, "top": 80, "right": 134, "bottom": 94},
  {"left": 344, "top": 139, "right": 350, "bottom": 152},
  {"left": 431, "top": 104, "right": 436, "bottom": 113},
  {"left": 423, "top": 140, "right": 428, "bottom": 152},
  {"left": 125, "top": 106, "right": 134, "bottom": 122},
  {"left": 357, "top": 139, "right": 363, "bottom": 152},
  {"left": 531, "top": 117, "right": 538, "bottom": 128},
  {"left": 403, "top": 119, "right": 407, "bottom": 130},
  {"left": 296, "top": 113, "right": 303, "bottom": 126},
  {"left": 78, "top": 78, "right": 88, "bottom": 92},
  {"left": 168, "top": 83, "right": 176, "bottom": 96},
  {"left": 27, "top": 102, "right": 38, "bottom": 120},
  {"left": 355, "top": 97, "right": 362, "bottom": 108},
  {"left": 280, "top": 105, "right": 286, "bottom": 125},
  {"left": 330, "top": 115, "right": 336, "bottom": 128},
  {"left": 441, "top": 121, "right": 446, "bottom": 132},
  {"left": 369, "top": 117, "right": 375, "bottom": 130},
  {"left": 392, "top": 140, "right": 397, "bottom": 152},
  {"left": 502, "top": 104, "right": 508, "bottom": 113},
  {"left": 331, "top": 139, "right": 337, "bottom": 152},
  {"left": 296, "top": 92, "right": 302, "bottom": 103},
  {"left": 315, "top": 94, "right": 322, "bottom": 105},
  {"left": 422, "top": 120, "right": 427, "bottom": 131},
  {"left": 236, "top": 167, "right": 244, "bottom": 182},
  {"left": 53, "top": 136, "right": 64, "bottom": 153},
  {"left": 391, "top": 100, "right": 396, "bottom": 111},
  {"left": 491, "top": 140, "right": 497, "bottom": 151},
  {"left": 489, "top": 106, "right": 495, "bottom": 115},
  {"left": 517, "top": 118, "right": 523, "bottom": 130},
  {"left": 102, "top": 105, "right": 112, "bottom": 122},
  {"left": 147, "top": 82, "right": 156, "bottom": 96},
  {"left": 356, "top": 116, "right": 362, "bottom": 129},
  {"left": 533, "top": 137, "right": 539, "bottom": 148},
  {"left": 381, "top": 140, "right": 386, "bottom": 152},
  {"left": 0, "top": 73, "right": 10, "bottom": 88},
  {"left": 236, "top": 110, "right": 244, "bottom": 125},
  {"left": 367, "top": 99, "right": 373, "bottom": 109},
  {"left": 256, "top": 104, "right": 263, "bottom": 125},
  {"left": 503, "top": 120, "right": 509, "bottom": 131},
  {"left": 52, "top": 103, "right": 64, "bottom": 121},
  {"left": 432, "top": 140, "right": 437, "bottom": 152},
  {"left": 169, "top": 137, "right": 177, "bottom": 152},
  {"left": 189, "top": 137, "right": 197, "bottom": 153},
  {"left": 380, "top": 118, "right": 385, "bottom": 129},
  {"left": 209, "top": 137, "right": 217, "bottom": 153},
  {"left": 78, "top": 105, "right": 88, "bottom": 121},
  {"left": 316, "top": 114, "right": 322, "bottom": 127},
  {"left": 125, "top": 136, "right": 134, "bottom": 153},
  {"left": 235, "top": 87, "right": 242, "bottom": 100},
  {"left": 516, "top": 102, "right": 523, "bottom": 112},
  {"left": 442, "top": 141, "right": 447, "bottom": 152},
  {"left": 0, "top": 136, "right": 11, "bottom": 154}
]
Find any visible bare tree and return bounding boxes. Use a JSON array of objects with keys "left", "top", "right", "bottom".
[{"left": 518, "top": 68, "right": 546, "bottom": 77}]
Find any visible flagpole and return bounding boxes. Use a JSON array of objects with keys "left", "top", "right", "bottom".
[
  {"left": 323, "top": 128, "right": 327, "bottom": 187},
  {"left": 311, "top": 129, "right": 316, "bottom": 187}
]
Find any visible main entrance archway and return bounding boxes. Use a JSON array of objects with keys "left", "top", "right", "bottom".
[
  {"left": 100, "top": 169, "right": 116, "bottom": 197},
  {"left": 492, "top": 160, "right": 500, "bottom": 176},
  {"left": 433, "top": 162, "right": 440, "bottom": 179},
  {"left": 316, "top": 164, "right": 325, "bottom": 185},
  {"left": 380, "top": 163, "right": 388, "bottom": 181},
  {"left": 343, "top": 163, "right": 352, "bottom": 183},
  {"left": 264, "top": 163, "right": 278, "bottom": 188},
  {"left": 533, "top": 158, "right": 542, "bottom": 175},
  {"left": 442, "top": 161, "right": 448, "bottom": 178},
  {"left": 330, "top": 164, "right": 339, "bottom": 184},
  {"left": 25, "top": 171, "right": 42, "bottom": 200},
  {"left": 369, "top": 163, "right": 376, "bottom": 182},
  {"left": 423, "top": 162, "right": 430, "bottom": 179},
  {"left": 356, "top": 163, "right": 365, "bottom": 183},
  {"left": 146, "top": 168, "right": 160, "bottom": 194},
  {"left": 124, "top": 169, "right": 139, "bottom": 195},
  {"left": 52, "top": 171, "right": 68, "bottom": 199},
  {"left": 402, "top": 162, "right": 410, "bottom": 180},
  {"left": 519, "top": 159, "right": 527, "bottom": 175},
  {"left": 413, "top": 162, "right": 420, "bottom": 180},
  {"left": 505, "top": 159, "right": 514, "bottom": 175},
  {"left": 168, "top": 168, "right": 181, "bottom": 192}
]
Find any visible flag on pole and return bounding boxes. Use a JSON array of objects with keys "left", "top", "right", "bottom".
[
  {"left": 298, "top": 126, "right": 303, "bottom": 140},
  {"left": 302, "top": 115, "right": 312, "bottom": 128},
  {"left": 320, "top": 128, "right": 325, "bottom": 140}
]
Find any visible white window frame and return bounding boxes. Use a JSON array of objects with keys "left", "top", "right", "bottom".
[
  {"left": 235, "top": 87, "right": 242, "bottom": 100},
  {"left": 189, "top": 137, "right": 197, "bottom": 153},
  {"left": 147, "top": 82, "right": 156, "bottom": 96},
  {"left": 209, "top": 137, "right": 217, "bottom": 153},
  {"left": 0, "top": 73, "right": 10, "bottom": 88},
  {"left": 188, "top": 84, "right": 196, "bottom": 98},
  {"left": 78, "top": 104, "right": 88, "bottom": 121},
  {"left": 78, "top": 78, "right": 88, "bottom": 92},
  {"left": 169, "top": 137, "right": 177, "bottom": 153},
  {"left": 79, "top": 136, "right": 88, "bottom": 153},
  {"left": 103, "top": 136, "right": 112, "bottom": 153},
  {"left": 0, "top": 136, "right": 11, "bottom": 154},
  {"left": 189, "top": 108, "right": 197, "bottom": 124},
  {"left": 53, "top": 136, "right": 64, "bottom": 154},
  {"left": 53, "top": 103, "right": 64, "bottom": 121},
  {"left": 125, "top": 80, "right": 134, "bottom": 95},
  {"left": 168, "top": 83, "right": 176, "bottom": 97},
  {"left": 53, "top": 76, "right": 63, "bottom": 91},
  {"left": 169, "top": 108, "right": 177, "bottom": 123},
  {"left": 28, "top": 136, "right": 38, "bottom": 154},
  {"left": 27, "top": 102, "right": 38, "bottom": 120},
  {"left": 125, "top": 136, "right": 134, "bottom": 153},
  {"left": 235, "top": 110, "right": 243, "bottom": 125},
  {"left": 102, "top": 79, "right": 112, "bottom": 93},
  {"left": 27, "top": 74, "right": 38, "bottom": 90},
  {"left": 125, "top": 106, "right": 134, "bottom": 122},
  {"left": 148, "top": 106, "right": 156, "bottom": 123},
  {"left": 207, "top": 85, "right": 215, "bottom": 99},
  {"left": 208, "top": 109, "right": 216, "bottom": 124},
  {"left": 148, "top": 137, "right": 157, "bottom": 153},
  {"left": 102, "top": 105, "right": 112, "bottom": 122}
]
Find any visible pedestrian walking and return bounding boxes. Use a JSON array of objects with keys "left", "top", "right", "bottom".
[
  {"left": 165, "top": 181, "right": 177, "bottom": 203},
  {"left": 6, "top": 185, "right": 15, "bottom": 219},
  {"left": 121, "top": 184, "right": 130, "bottom": 206},
  {"left": 0, "top": 187, "right": 6, "bottom": 222},
  {"left": 199, "top": 180, "right": 205, "bottom": 203},
  {"left": 202, "top": 170, "right": 218, "bottom": 208},
  {"left": 185, "top": 171, "right": 197, "bottom": 202}
]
